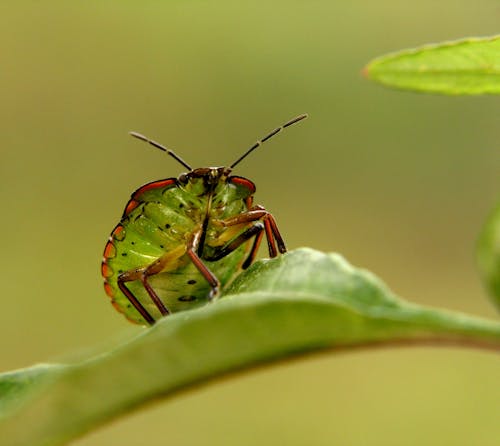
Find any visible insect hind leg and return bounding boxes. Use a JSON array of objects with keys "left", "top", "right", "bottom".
[
  {"left": 117, "top": 245, "right": 188, "bottom": 324},
  {"left": 117, "top": 275, "right": 156, "bottom": 325},
  {"left": 118, "top": 266, "right": 171, "bottom": 325}
]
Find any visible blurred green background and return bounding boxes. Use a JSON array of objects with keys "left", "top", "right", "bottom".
[{"left": 1, "top": 1, "right": 499, "bottom": 445}]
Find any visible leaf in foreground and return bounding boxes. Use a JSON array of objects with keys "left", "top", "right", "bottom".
[
  {"left": 364, "top": 35, "right": 500, "bottom": 94},
  {"left": 0, "top": 248, "right": 499, "bottom": 446},
  {"left": 477, "top": 203, "right": 500, "bottom": 309}
]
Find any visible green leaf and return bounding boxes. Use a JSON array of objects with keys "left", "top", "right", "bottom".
[
  {"left": 364, "top": 35, "right": 500, "bottom": 94},
  {"left": 1, "top": 248, "right": 499, "bottom": 446},
  {"left": 477, "top": 203, "right": 500, "bottom": 309}
]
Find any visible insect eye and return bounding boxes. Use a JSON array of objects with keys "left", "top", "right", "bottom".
[{"left": 178, "top": 173, "right": 188, "bottom": 185}]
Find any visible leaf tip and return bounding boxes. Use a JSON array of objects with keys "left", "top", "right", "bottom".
[{"left": 361, "top": 64, "right": 372, "bottom": 79}]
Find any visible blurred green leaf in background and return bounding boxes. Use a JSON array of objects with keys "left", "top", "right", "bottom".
[{"left": 364, "top": 36, "right": 500, "bottom": 94}]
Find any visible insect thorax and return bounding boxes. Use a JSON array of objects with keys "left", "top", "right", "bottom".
[{"left": 178, "top": 168, "right": 254, "bottom": 216}]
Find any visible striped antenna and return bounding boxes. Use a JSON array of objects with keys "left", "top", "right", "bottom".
[
  {"left": 129, "top": 131, "right": 193, "bottom": 170},
  {"left": 230, "top": 114, "right": 308, "bottom": 169}
]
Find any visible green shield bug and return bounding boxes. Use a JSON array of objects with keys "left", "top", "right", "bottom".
[{"left": 102, "top": 114, "right": 308, "bottom": 325}]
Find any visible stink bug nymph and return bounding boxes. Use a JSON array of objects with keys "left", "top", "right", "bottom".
[{"left": 102, "top": 114, "right": 308, "bottom": 325}]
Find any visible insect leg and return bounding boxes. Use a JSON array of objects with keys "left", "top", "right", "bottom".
[
  {"left": 118, "top": 267, "right": 169, "bottom": 323},
  {"left": 242, "top": 226, "right": 264, "bottom": 269},
  {"left": 264, "top": 213, "right": 286, "bottom": 254},
  {"left": 117, "top": 275, "right": 156, "bottom": 325},
  {"left": 186, "top": 229, "right": 221, "bottom": 300},
  {"left": 204, "top": 222, "right": 265, "bottom": 263},
  {"left": 117, "top": 245, "right": 188, "bottom": 323},
  {"left": 263, "top": 219, "right": 278, "bottom": 257},
  {"left": 142, "top": 278, "right": 170, "bottom": 315},
  {"left": 218, "top": 206, "right": 286, "bottom": 257}
]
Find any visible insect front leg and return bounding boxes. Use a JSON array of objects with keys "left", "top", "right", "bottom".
[{"left": 186, "top": 228, "right": 221, "bottom": 300}]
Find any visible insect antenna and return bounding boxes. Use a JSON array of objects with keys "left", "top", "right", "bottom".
[
  {"left": 230, "top": 113, "right": 308, "bottom": 169},
  {"left": 129, "top": 131, "right": 193, "bottom": 170}
]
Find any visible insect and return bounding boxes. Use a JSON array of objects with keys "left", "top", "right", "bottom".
[{"left": 101, "top": 114, "right": 308, "bottom": 325}]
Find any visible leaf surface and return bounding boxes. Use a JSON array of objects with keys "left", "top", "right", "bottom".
[{"left": 1, "top": 248, "right": 499, "bottom": 446}]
